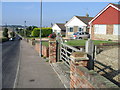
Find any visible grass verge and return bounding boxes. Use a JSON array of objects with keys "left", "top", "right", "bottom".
[{"left": 65, "top": 40, "right": 115, "bottom": 46}]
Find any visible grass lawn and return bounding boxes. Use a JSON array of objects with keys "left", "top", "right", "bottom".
[
  {"left": 65, "top": 39, "right": 115, "bottom": 46},
  {"left": 42, "top": 41, "right": 49, "bottom": 47}
]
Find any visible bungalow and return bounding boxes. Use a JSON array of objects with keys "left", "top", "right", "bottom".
[
  {"left": 65, "top": 15, "right": 93, "bottom": 38},
  {"left": 89, "top": 3, "right": 120, "bottom": 41},
  {"left": 52, "top": 23, "right": 66, "bottom": 36}
]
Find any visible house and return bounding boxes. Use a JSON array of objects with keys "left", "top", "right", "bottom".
[
  {"left": 65, "top": 15, "right": 93, "bottom": 38},
  {"left": 52, "top": 23, "right": 66, "bottom": 36},
  {"left": 89, "top": 3, "right": 120, "bottom": 41}
]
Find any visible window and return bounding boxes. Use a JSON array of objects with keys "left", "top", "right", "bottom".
[
  {"left": 79, "top": 28, "right": 83, "bottom": 32},
  {"left": 113, "top": 24, "right": 120, "bottom": 35},
  {"left": 94, "top": 25, "right": 106, "bottom": 34},
  {"left": 69, "top": 27, "right": 73, "bottom": 32}
]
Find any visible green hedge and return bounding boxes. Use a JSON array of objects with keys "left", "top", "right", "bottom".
[
  {"left": 31, "top": 27, "right": 52, "bottom": 37},
  {"left": 0, "top": 37, "right": 9, "bottom": 42}
]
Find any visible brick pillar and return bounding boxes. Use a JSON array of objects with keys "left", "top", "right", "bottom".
[
  {"left": 49, "top": 39, "right": 57, "bottom": 63},
  {"left": 70, "top": 52, "right": 89, "bottom": 88}
]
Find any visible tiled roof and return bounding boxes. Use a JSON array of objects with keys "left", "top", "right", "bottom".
[
  {"left": 75, "top": 16, "right": 93, "bottom": 25},
  {"left": 56, "top": 23, "right": 66, "bottom": 30},
  {"left": 111, "top": 3, "right": 120, "bottom": 9}
]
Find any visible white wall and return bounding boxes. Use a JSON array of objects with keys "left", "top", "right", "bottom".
[
  {"left": 52, "top": 24, "right": 61, "bottom": 33},
  {"left": 65, "top": 16, "right": 87, "bottom": 27},
  {"left": 113, "top": 24, "right": 120, "bottom": 35}
]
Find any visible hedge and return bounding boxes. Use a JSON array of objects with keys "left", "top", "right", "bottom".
[{"left": 31, "top": 27, "right": 52, "bottom": 37}]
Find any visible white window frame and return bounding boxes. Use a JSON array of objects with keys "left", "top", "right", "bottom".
[
  {"left": 94, "top": 24, "right": 106, "bottom": 34},
  {"left": 113, "top": 24, "right": 120, "bottom": 35}
]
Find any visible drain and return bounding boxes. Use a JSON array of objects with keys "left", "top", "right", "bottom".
[{"left": 29, "top": 79, "right": 35, "bottom": 82}]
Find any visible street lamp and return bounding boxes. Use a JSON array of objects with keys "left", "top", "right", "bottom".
[
  {"left": 39, "top": 0, "right": 42, "bottom": 58},
  {"left": 24, "top": 21, "right": 26, "bottom": 38}
]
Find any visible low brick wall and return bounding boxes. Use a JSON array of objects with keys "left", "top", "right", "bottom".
[
  {"left": 70, "top": 52, "right": 119, "bottom": 88},
  {"left": 34, "top": 43, "right": 49, "bottom": 57},
  {"left": 42, "top": 45, "right": 49, "bottom": 57},
  {"left": 94, "top": 34, "right": 120, "bottom": 41},
  {"left": 70, "top": 60, "right": 119, "bottom": 88}
]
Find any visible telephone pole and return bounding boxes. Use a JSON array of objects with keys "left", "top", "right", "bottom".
[
  {"left": 24, "top": 21, "right": 26, "bottom": 38},
  {"left": 39, "top": 0, "right": 42, "bottom": 58}
]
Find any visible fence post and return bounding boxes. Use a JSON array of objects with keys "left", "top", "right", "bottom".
[{"left": 85, "top": 39, "right": 94, "bottom": 70}]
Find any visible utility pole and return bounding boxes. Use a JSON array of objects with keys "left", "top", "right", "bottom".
[
  {"left": 39, "top": 0, "right": 42, "bottom": 58},
  {"left": 24, "top": 21, "right": 26, "bottom": 38}
]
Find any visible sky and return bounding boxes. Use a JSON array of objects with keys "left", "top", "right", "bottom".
[{"left": 2, "top": 2, "right": 119, "bottom": 27}]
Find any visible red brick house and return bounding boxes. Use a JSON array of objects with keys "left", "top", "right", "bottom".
[{"left": 89, "top": 3, "right": 120, "bottom": 41}]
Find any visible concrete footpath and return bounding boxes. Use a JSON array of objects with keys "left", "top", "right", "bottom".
[{"left": 15, "top": 40, "right": 65, "bottom": 88}]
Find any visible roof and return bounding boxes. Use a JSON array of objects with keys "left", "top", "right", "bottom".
[
  {"left": 56, "top": 23, "right": 66, "bottom": 30},
  {"left": 111, "top": 3, "right": 120, "bottom": 9},
  {"left": 75, "top": 16, "right": 93, "bottom": 25},
  {"left": 89, "top": 3, "right": 120, "bottom": 24}
]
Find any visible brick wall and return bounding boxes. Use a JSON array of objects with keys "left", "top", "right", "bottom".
[
  {"left": 49, "top": 39, "right": 57, "bottom": 63},
  {"left": 34, "top": 43, "right": 49, "bottom": 57},
  {"left": 42, "top": 45, "right": 49, "bottom": 57},
  {"left": 106, "top": 25, "right": 113, "bottom": 35},
  {"left": 91, "top": 24, "right": 119, "bottom": 41},
  {"left": 70, "top": 52, "right": 119, "bottom": 88}
]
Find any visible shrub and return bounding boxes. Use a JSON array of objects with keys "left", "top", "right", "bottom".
[
  {"left": 1, "top": 37, "right": 9, "bottom": 42},
  {"left": 3, "top": 28, "right": 8, "bottom": 38},
  {"left": 31, "top": 27, "right": 52, "bottom": 37},
  {"left": 48, "top": 33, "right": 56, "bottom": 39},
  {"left": 10, "top": 31, "right": 15, "bottom": 38}
]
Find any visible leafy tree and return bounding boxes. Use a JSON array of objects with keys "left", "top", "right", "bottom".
[
  {"left": 10, "top": 31, "right": 15, "bottom": 38},
  {"left": 3, "top": 28, "right": 8, "bottom": 38}
]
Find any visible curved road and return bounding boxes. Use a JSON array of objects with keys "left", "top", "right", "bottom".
[{"left": 2, "top": 38, "right": 21, "bottom": 88}]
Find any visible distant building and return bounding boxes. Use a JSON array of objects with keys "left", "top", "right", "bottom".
[
  {"left": 65, "top": 15, "right": 93, "bottom": 38},
  {"left": 89, "top": 3, "right": 120, "bottom": 41},
  {"left": 52, "top": 23, "right": 66, "bottom": 36}
]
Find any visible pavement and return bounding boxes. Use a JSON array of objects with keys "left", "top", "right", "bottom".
[{"left": 16, "top": 40, "right": 65, "bottom": 88}]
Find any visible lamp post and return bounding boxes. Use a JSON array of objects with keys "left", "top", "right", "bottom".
[
  {"left": 39, "top": 0, "right": 42, "bottom": 58},
  {"left": 24, "top": 21, "right": 26, "bottom": 38}
]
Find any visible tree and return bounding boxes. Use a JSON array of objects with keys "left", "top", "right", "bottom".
[
  {"left": 3, "top": 28, "right": 8, "bottom": 38},
  {"left": 10, "top": 31, "right": 15, "bottom": 38}
]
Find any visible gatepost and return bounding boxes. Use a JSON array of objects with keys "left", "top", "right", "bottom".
[
  {"left": 85, "top": 39, "right": 95, "bottom": 70},
  {"left": 49, "top": 39, "right": 57, "bottom": 63}
]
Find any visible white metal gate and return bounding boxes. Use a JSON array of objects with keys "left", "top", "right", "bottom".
[{"left": 60, "top": 43, "right": 80, "bottom": 67}]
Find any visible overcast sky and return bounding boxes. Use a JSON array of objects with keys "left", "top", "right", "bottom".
[{"left": 2, "top": 2, "right": 118, "bottom": 27}]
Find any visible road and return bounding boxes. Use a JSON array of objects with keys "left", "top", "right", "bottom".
[{"left": 2, "top": 38, "right": 21, "bottom": 88}]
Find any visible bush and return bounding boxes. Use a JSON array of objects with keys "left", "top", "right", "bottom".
[
  {"left": 48, "top": 33, "right": 56, "bottom": 39},
  {"left": 10, "top": 31, "right": 15, "bottom": 38},
  {"left": 0, "top": 37, "right": 9, "bottom": 42},
  {"left": 31, "top": 27, "right": 52, "bottom": 37},
  {"left": 3, "top": 28, "right": 8, "bottom": 38}
]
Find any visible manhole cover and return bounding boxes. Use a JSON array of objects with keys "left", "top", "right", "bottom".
[{"left": 29, "top": 79, "right": 35, "bottom": 82}]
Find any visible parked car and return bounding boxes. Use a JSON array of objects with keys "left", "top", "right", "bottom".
[
  {"left": 9, "top": 38, "right": 14, "bottom": 41},
  {"left": 72, "top": 32, "right": 90, "bottom": 39}
]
